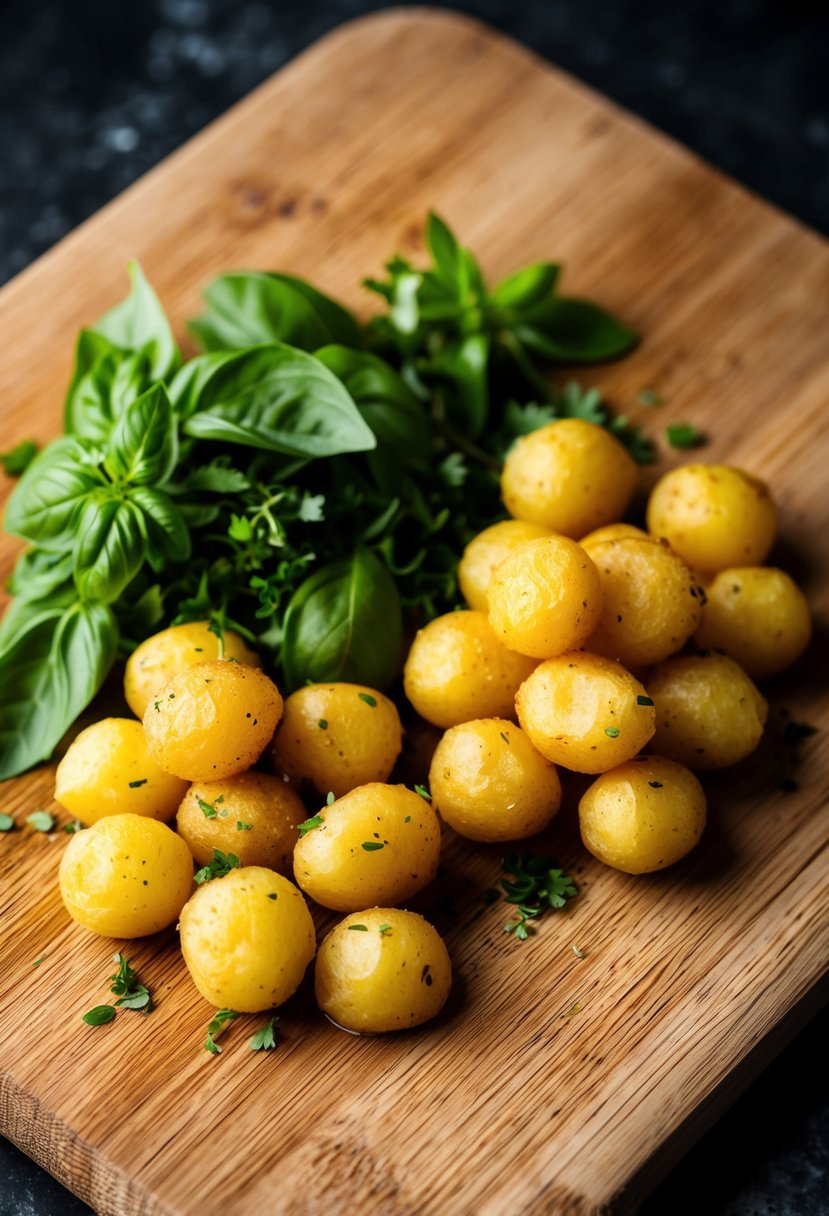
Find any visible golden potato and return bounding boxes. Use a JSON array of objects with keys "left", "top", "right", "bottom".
[
  {"left": 579, "top": 756, "right": 706, "bottom": 873},
  {"left": 293, "top": 783, "right": 440, "bottom": 912},
  {"left": 646, "top": 464, "right": 777, "bottom": 572},
  {"left": 501, "top": 418, "right": 638, "bottom": 537},
  {"left": 270, "top": 683, "right": 402, "bottom": 799},
  {"left": 403, "top": 610, "right": 536, "bottom": 729},
  {"left": 179, "top": 867, "right": 315, "bottom": 1012},
  {"left": 429, "top": 718, "right": 561, "bottom": 842},
  {"left": 458, "top": 519, "right": 551, "bottom": 611},
  {"left": 125, "top": 621, "right": 261, "bottom": 719},
  {"left": 516, "top": 651, "right": 656, "bottom": 773},
  {"left": 648, "top": 653, "right": 768, "bottom": 769},
  {"left": 487, "top": 535, "right": 602, "bottom": 659},
  {"left": 175, "top": 771, "right": 302, "bottom": 872},
  {"left": 59, "top": 814, "right": 193, "bottom": 937},
  {"left": 144, "top": 660, "right": 282, "bottom": 781},
  {"left": 694, "top": 567, "right": 811, "bottom": 679},
  {"left": 55, "top": 718, "right": 187, "bottom": 825},
  {"left": 315, "top": 908, "right": 452, "bottom": 1034},
  {"left": 579, "top": 523, "right": 648, "bottom": 547},
  {"left": 583, "top": 537, "right": 703, "bottom": 667}
]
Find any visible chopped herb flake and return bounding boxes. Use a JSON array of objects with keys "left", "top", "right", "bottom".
[
  {"left": 358, "top": 693, "right": 378, "bottom": 707},
  {"left": 604, "top": 726, "right": 620, "bottom": 738},
  {"left": 236, "top": 821, "right": 253, "bottom": 831},
  {"left": 198, "top": 798, "right": 219, "bottom": 819},
  {"left": 361, "top": 841, "right": 385, "bottom": 851},
  {"left": 637, "top": 389, "right": 663, "bottom": 407},
  {"left": 129, "top": 778, "right": 148, "bottom": 789},
  {"left": 297, "top": 815, "right": 324, "bottom": 837},
  {"left": 414, "top": 784, "right": 431, "bottom": 800},
  {"left": 194, "top": 849, "right": 241, "bottom": 884},
  {"left": 636, "top": 695, "right": 654, "bottom": 706},
  {"left": 666, "top": 423, "right": 705, "bottom": 450},
  {"left": 33, "top": 957, "right": 46, "bottom": 967},
  {"left": 648, "top": 780, "right": 664, "bottom": 789},
  {"left": 63, "top": 820, "right": 82, "bottom": 834},
  {"left": 27, "top": 811, "right": 54, "bottom": 832},
  {"left": 205, "top": 1008, "right": 239, "bottom": 1054},
  {"left": 348, "top": 924, "right": 369, "bottom": 931},
  {"left": 0, "top": 813, "right": 14, "bottom": 832},
  {"left": 326, "top": 791, "right": 336, "bottom": 806},
  {"left": 317, "top": 719, "right": 329, "bottom": 730},
  {"left": 378, "top": 924, "right": 393, "bottom": 936}
]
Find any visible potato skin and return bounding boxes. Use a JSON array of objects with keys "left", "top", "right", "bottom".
[
  {"left": 59, "top": 814, "right": 194, "bottom": 937},
  {"left": 501, "top": 419, "right": 638, "bottom": 537},
  {"left": 315, "top": 908, "right": 452, "bottom": 1033},
  {"left": 516, "top": 651, "right": 656, "bottom": 773},
  {"left": 144, "top": 660, "right": 283, "bottom": 781},
  {"left": 646, "top": 464, "right": 777, "bottom": 572},
  {"left": 270, "top": 683, "right": 403, "bottom": 799},
  {"left": 579, "top": 756, "right": 706, "bottom": 874},
  {"left": 458, "top": 519, "right": 551, "bottom": 611},
  {"left": 175, "top": 772, "right": 302, "bottom": 872},
  {"left": 694, "top": 567, "right": 811, "bottom": 680},
  {"left": 293, "top": 783, "right": 441, "bottom": 912},
  {"left": 403, "top": 611, "right": 536, "bottom": 729},
  {"left": 487, "top": 535, "right": 602, "bottom": 659},
  {"left": 179, "top": 867, "right": 315, "bottom": 1012},
  {"left": 429, "top": 718, "right": 561, "bottom": 842},
  {"left": 124, "top": 621, "right": 261, "bottom": 719},
  {"left": 648, "top": 653, "right": 768, "bottom": 769},
  {"left": 579, "top": 523, "right": 648, "bottom": 547},
  {"left": 55, "top": 718, "right": 187, "bottom": 825}
]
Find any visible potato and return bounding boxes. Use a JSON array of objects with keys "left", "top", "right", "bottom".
[
  {"left": 55, "top": 718, "right": 187, "bottom": 825},
  {"left": 648, "top": 653, "right": 768, "bottom": 769},
  {"left": 694, "top": 567, "right": 811, "bottom": 679},
  {"left": 501, "top": 419, "right": 638, "bottom": 537},
  {"left": 315, "top": 908, "right": 452, "bottom": 1034},
  {"left": 144, "top": 660, "right": 283, "bottom": 781},
  {"left": 487, "top": 535, "right": 602, "bottom": 659},
  {"left": 516, "top": 651, "right": 656, "bottom": 773},
  {"left": 175, "top": 772, "right": 302, "bottom": 872},
  {"left": 59, "top": 814, "right": 193, "bottom": 937},
  {"left": 293, "top": 783, "right": 441, "bottom": 912},
  {"left": 125, "top": 621, "right": 261, "bottom": 719},
  {"left": 646, "top": 464, "right": 777, "bottom": 572},
  {"left": 458, "top": 519, "right": 551, "bottom": 611},
  {"left": 270, "top": 683, "right": 402, "bottom": 799},
  {"left": 403, "top": 610, "right": 536, "bottom": 729},
  {"left": 579, "top": 523, "right": 648, "bottom": 547},
  {"left": 179, "top": 867, "right": 315, "bottom": 1012},
  {"left": 579, "top": 756, "right": 706, "bottom": 874},
  {"left": 582, "top": 537, "right": 703, "bottom": 667},
  {"left": 429, "top": 718, "right": 561, "bottom": 842}
]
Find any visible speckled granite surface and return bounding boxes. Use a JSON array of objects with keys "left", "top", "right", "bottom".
[{"left": 0, "top": 1, "right": 827, "bottom": 1213}]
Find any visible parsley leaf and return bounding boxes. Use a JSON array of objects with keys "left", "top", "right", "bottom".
[
  {"left": 27, "top": 811, "right": 54, "bottom": 832},
  {"left": 250, "top": 1015, "right": 279, "bottom": 1052},
  {"left": 194, "top": 849, "right": 241, "bottom": 884},
  {"left": 498, "top": 852, "right": 578, "bottom": 940},
  {"left": 666, "top": 423, "right": 705, "bottom": 450},
  {"left": 297, "top": 815, "right": 323, "bottom": 837},
  {"left": 205, "top": 1008, "right": 239, "bottom": 1055}
]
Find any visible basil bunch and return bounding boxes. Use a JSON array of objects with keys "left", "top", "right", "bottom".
[{"left": 0, "top": 216, "right": 641, "bottom": 779}]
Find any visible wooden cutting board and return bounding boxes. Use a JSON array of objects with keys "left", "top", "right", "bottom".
[{"left": 1, "top": 10, "right": 827, "bottom": 1215}]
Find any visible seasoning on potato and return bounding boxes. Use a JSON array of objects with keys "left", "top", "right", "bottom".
[
  {"left": 175, "top": 771, "right": 303, "bottom": 872},
  {"left": 55, "top": 718, "right": 188, "bottom": 825},
  {"left": 315, "top": 908, "right": 452, "bottom": 1033},
  {"left": 179, "top": 867, "right": 315, "bottom": 1012},
  {"left": 143, "top": 659, "right": 283, "bottom": 781},
  {"left": 694, "top": 567, "right": 811, "bottom": 679},
  {"left": 458, "top": 519, "right": 551, "bottom": 611},
  {"left": 59, "top": 814, "right": 194, "bottom": 938},
  {"left": 429, "top": 718, "right": 561, "bottom": 842}
]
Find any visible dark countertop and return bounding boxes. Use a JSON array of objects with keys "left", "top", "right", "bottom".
[{"left": 1, "top": 1, "right": 827, "bottom": 1213}]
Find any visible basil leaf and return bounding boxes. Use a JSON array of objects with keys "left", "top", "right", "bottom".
[
  {"left": 65, "top": 330, "right": 153, "bottom": 444},
  {"left": 0, "top": 602, "right": 118, "bottom": 780},
  {"left": 7, "top": 548, "right": 76, "bottom": 601},
  {"left": 73, "top": 493, "right": 146, "bottom": 604},
  {"left": 0, "top": 439, "right": 38, "bottom": 477},
  {"left": 492, "top": 262, "right": 559, "bottom": 309},
  {"left": 281, "top": 548, "right": 402, "bottom": 692},
  {"left": 3, "top": 436, "right": 106, "bottom": 550},
  {"left": 179, "top": 345, "right": 376, "bottom": 458},
  {"left": 105, "top": 384, "right": 177, "bottom": 486},
  {"left": 314, "top": 346, "right": 431, "bottom": 459},
  {"left": 430, "top": 333, "right": 490, "bottom": 438},
  {"left": 513, "top": 298, "right": 637, "bottom": 362},
  {"left": 93, "top": 261, "right": 180, "bottom": 382},
  {"left": 129, "top": 486, "right": 191, "bottom": 568},
  {"left": 189, "top": 272, "right": 361, "bottom": 353},
  {"left": 426, "top": 212, "right": 464, "bottom": 292}
]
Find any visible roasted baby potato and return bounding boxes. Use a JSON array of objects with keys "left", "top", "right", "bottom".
[
  {"left": 458, "top": 519, "right": 551, "bottom": 611},
  {"left": 175, "top": 771, "right": 303, "bottom": 872},
  {"left": 579, "top": 523, "right": 648, "bottom": 547},
  {"left": 694, "top": 566, "right": 811, "bottom": 679},
  {"left": 124, "top": 620, "right": 261, "bottom": 719}
]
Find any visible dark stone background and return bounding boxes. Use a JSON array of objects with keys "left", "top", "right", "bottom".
[{"left": 0, "top": 1, "right": 827, "bottom": 1212}]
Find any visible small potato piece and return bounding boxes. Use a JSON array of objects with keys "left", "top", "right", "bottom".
[
  {"left": 180, "top": 867, "right": 315, "bottom": 1012},
  {"left": 694, "top": 567, "right": 811, "bottom": 680},
  {"left": 125, "top": 621, "right": 261, "bottom": 719},
  {"left": 176, "top": 772, "right": 302, "bottom": 872},
  {"left": 429, "top": 718, "right": 561, "bottom": 842},
  {"left": 646, "top": 464, "right": 777, "bottom": 572},
  {"left": 458, "top": 519, "right": 551, "bottom": 611},
  {"left": 501, "top": 419, "right": 638, "bottom": 537},
  {"left": 516, "top": 651, "right": 656, "bottom": 773},
  {"left": 144, "top": 660, "right": 282, "bottom": 781},
  {"left": 315, "top": 908, "right": 451, "bottom": 1034},
  {"left": 403, "top": 611, "right": 536, "bottom": 729},
  {"left": 55, "top": 718, "right": 187, "bottom": 825},
  {"left": 270, "top": 683, "right": 402, "bottom": 799},
  {"left": 293, "top": 783, "right": 440, "bottom": 912},
  {"left": 59, "top": 814, "right": 193, "bottom": 938},
  {"left": 579, "top": 756, "right": 706, "bottom": 874},
  {"left": 584, "top": 537, "right": 703, "bottom": 667},
  {"left": 648, "top": 653, "right": 768, "bottom": 769},
  {"left": 579, "top": 523, "right": 648, "bottom": 548},
  {"left": 487, "top": 535, "right": 602, "bottom": 659}
]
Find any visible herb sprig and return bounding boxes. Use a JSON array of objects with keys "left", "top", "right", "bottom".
[{"left": 498, "top": 853, "right": 578, "bottom": 941}]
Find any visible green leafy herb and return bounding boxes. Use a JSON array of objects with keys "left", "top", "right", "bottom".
[
  {"left": 414, "top": 784, "right": 431, "bottom": 800},
  {"left": 236, "top": 821, "right": 253, "bottom": 831},
  {"left": 110, "top": 952, "right": 153, "bottom": 1012},
  {"left": 378, "top": 924, "right": 393, "bottom": 936},
  {"left": 636, "top": 696, "right": 654, "bottom": 706},
  {"left": 27, "top": 811, "right": 54, "bottom": 832},
  {"left": 33, "top": 957, "right": 46, "bottom": 967},
  {"left": 666, "top": 423, "right": 705, "bottom": 450},
  {"left": 82, "top": 1004, "right": 117, "bottom": 1026},
  {"left": 637, "top": 389, "right": 663, "bottom": 407},
  {"left": 0, "top": 813, "right": 14, "bottom": 832},
  {"left": 0, "top": 439, "right": 39, "bottom": 477},
  {"left": 63, "top": 820, "right": 82, "bottom": 834},
  {"left": 326, "top": 791, "right": 336, "bottom": 806},
  {"left": 317, "top": 719, "right": 328, "bottom": 730},
  {"left": 348, "top": 924, "right": 369, "bottom": 931},
  {"left": 358, "top": 692, "right": 378, "bottom": 707},
  {"left": 198, "top": 798, "right": 219, "bottom": 819},
  {"left": 499, "top": 852, "right": 578, "bottom": 940},
  {"left": 297, "top": 815, "right": 324, "bottom": 837},
  {"left": 604, "top": 726, "right": 620, "bottom": 738},
  {"left": 205, "top": 1008, "right": 239, "bottom": 1055},
  {"left": 250, "top": 1015, "right": 279, "bottom": 1052},
  {"left": 648, "top": 780, "right": 664, "bottom": 788},
  {"left": 194, "top": 849, "right": 240, "bottom": 884},
  {"left": 361, "top": 841, "right": 385, "bottom": 851}
]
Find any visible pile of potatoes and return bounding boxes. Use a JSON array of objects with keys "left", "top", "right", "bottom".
[{"left": 55, "top": 417, "right": 811, "bottom": 1039}]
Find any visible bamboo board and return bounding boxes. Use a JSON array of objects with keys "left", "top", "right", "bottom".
[{"left": 1, "top": 10, "right": 828, "bottom": 1215}]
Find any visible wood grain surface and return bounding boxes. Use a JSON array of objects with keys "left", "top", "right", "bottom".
[{"left": 1, "top": 9, "right": 828, "bottom": 1215}]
